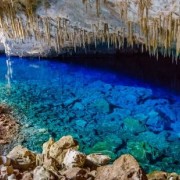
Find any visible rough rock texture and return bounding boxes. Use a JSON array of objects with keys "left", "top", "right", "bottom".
[
  {"left": 42, "top": 137, "right": 55, "bottom": 156},
  {"left": 147, "top": 171, "right": 180, "bottom": 180},
  {"left": 0, "top": 104, "right": 19, "bottom": 154},
  {"left": 95, "top": 154, "right": 148, "bottom": 180},
  {"left": 0, "top": 136, "right": 179, "bottom": 180},
  {"left": 0, "top": 0, "right": 179, "bottom": 59},
  {"left": 86, "top": 153, "right": 111, "bottom": 166},
  {"left": 7, "top": 146, "right": 36, "bottom": 171},
  {"left": 49, "top": 135, "right": 79, "bottom": 165},
  {"left": 33, "top": 166, "right": 55, "bottom": 180},
  {"left": 63, "top": 149, "right": 86, "bottom": 169},
  {"left": 62, "top": 167, "right": 90, "bottom": 180}
]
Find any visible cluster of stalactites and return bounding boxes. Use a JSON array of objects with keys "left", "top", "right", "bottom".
[
  {"left": 82, "top": 0, "right": 180, "bottom": 61},
  {"left": 0, "top": 0, "right": 179, "bottom": 60}
]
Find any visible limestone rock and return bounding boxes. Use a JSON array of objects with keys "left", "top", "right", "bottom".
[
  {"left": 33, "top": 166, "right": 55, "bottom": 180},
  {"left": 147, "top": 171, "right": 168, "bottom": 180},
  {"left": 0, "top": 166, "right": 14, "bottom": 176},
  {"left": 147, "top": 171, "right": 180, "bottom": 180},
  {"left": 49, "top": 135, "right": 78, "bottom": 165},
  {"left": 7, "top": 145, "right": 36, "bottom": 171},
  {"left": 42, "top": 137, "right": 55, "bottom": 155},
  {"left": 95, "top": 154, "right": 147, "bottom": 180},
  {"left": 63, "top": 149, "right": 86, "bottom": 169},
  {"left": 86, "top": 153, "right": 111, "bottom": 166},
  {"left": 7, "top": 174, "right": 16, "bottom": 180},
  {"left": 63, "top": 167, "right": 88, "bottom": 180},
  {"left": 21, "top": 172, "right": 33, "bottom": 180},
  {"left": 0, "top": 156, "right": 11, "bottom": 166}
]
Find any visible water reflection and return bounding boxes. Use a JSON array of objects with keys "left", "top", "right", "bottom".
[{"left": 5, "top": 58, "right": 13, "bottom": 92}]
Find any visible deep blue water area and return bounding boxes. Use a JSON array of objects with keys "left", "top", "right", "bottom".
[{"left": 0, "top": 54, "right": 179, "bottom": 173}]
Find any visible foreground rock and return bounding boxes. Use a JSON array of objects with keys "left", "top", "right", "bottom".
[
  {"left": 7, "top": 146, "right": 36, "bottom": 171},
  {"left": 0, "top": 135, "right": 179, "bottom": 180},
  {"left": 95, "top": 154, "right": 147, "bottom": 180},
  {"left": 147, "top": 171, "right": 180, "bottom": 180}
]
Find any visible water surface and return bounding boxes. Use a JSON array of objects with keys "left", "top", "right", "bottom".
[{"left": 0, "top": 55, "right": 179, "bottom": 173}]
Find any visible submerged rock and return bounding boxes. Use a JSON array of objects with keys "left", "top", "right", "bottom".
[
  {"left": 122, "top": 117, "right": 146, "bottom": 134},
  {"left": 127, "top": 141, "right": 160, "bottom": 164}
]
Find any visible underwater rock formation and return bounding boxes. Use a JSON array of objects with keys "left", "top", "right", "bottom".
[
  {"left": 0, "top": 135, "right": 179, "bottom": 180},
  {"left": 0, "top": 0, "right": 179, "bottom": 60}
]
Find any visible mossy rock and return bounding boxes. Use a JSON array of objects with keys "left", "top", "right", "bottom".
[
  {"left": 123, "top": 117, "right": 146, "bottom": 134},
  {"left": 127, "top": 141, "right": 160, "bottom": 163}
]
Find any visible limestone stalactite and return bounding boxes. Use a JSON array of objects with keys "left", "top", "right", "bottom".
[{"left": 0, "top": 0, "right": 179, "bottom": 59}]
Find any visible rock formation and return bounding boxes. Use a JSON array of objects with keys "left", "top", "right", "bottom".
[
  {"left": 0, "top": 135, "right": 179, "bottom": 180},
  {"left": 0, "top": 0, "right": 179, "bottom": 60},
  {"left": 0, "top": 104, "right": 19, "bottom": 154}
]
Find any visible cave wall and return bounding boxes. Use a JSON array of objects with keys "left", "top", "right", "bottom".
[{"left": 0, "top": 0, "right": 179, "bottom": 60}]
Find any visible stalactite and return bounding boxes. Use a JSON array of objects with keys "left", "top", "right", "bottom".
[
  {"left": 176, "top": 20, "right": 180, "bottom": 61},
  {"left": 96, "top": 0, "right": 100, "bottom": 17}
]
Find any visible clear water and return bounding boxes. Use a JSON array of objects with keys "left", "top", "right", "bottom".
[{"left": 0, "top": 55, "right": 179, "bottom": 173}]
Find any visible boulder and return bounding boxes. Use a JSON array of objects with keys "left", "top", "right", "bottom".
[
  {"left": 91, "top": 98, "right": 110, "bottom": 113},
  {"left": 0, "top": 166, "right": 14, "bottom": 176},
  {"left": 95, "top": 154, "right": 147, "bottom": 180},
  {"left": 86, "top": 153, "right": 111, "bottom": 166},
  {"left": 7, "top": 174, "right": 16, "bottom": 180},
  {"left": 22, "top": 172, "right": 33, "bottom": 180},
  {"left": 63, "top": 167, "right": 88, "bottom": 180},
  {"left": 7, "top": 145, "right": 36, "bottom": 171},
  {"left": 127, "top": 141, "right": 160, "bottom": 163},
  {"left": 123, "top": 117, "right": 146, "bottom": 134},
  {"left": 49, "top": 135, "right": 79, "bottom": 165},
  {"left": 63, "top": 149, "right": 86, "bottom": 169},
  {"left": 147, "top": 171, "right": 180, "bottom": 180},
  {"left": 0, "top": 156, "right": 11, "bottom": 166},
  {"left": 42, "top": 137, "right": 55, "bottom": 155},
  {"left": 33, "top": 166, "right": 55, "bottom": 180},
  {"left": 147, "top": 171, "right": 168, "bottom": 180}
]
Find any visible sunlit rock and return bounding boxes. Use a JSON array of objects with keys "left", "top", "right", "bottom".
[
  {"left": 33, "top": 166, "right": 55, "bottom": 180},
  {"left": 0, "top": 156, "right": 11, "bottom": 166},
  {"left": 95, "top": 154, "right": 147, "bottom": 180},
  {"left": 42, "top": 137, "right": 55, "bottom": 156},
  {"left": 63, "top": 167, "right": 89, "bottom": 179},
  {"left": 49, "top": 135, "right": 79, "bottom": 165},
  {"left": 7, "top": 145, "right": 36, "bottom": 171},
  {"left": 86, "top": 153, "right": 111, "bottom": 166},
  {"left": 63, "top": 149, "right": 86, "bottom": 169}
]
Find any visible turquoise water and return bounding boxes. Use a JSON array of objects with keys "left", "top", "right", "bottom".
[{"left": 0, "top": 55, "right": 179, "bottom": 173}]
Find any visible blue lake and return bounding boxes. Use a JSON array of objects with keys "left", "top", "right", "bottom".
[{"left": 0, "top": 55, "right": 179, "bottom": 173}]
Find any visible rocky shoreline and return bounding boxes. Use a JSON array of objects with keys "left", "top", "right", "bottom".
[
  {"left": 0, "top": 105, "right": 20, "bottom": 155},
  {"left": 0, "top": 135, "right": 179, "bottom": 180}
]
